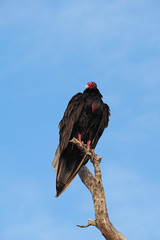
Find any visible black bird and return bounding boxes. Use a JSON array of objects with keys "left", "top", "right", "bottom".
[{"left": 52, "top": 82, "right": 110, "bottom": 197}]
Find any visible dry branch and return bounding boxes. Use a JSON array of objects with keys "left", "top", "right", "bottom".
[{"left": 70, "top": 138, "right": 128, "bottom": 240}]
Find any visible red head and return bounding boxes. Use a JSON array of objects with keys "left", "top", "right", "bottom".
[{"left": 85, "top": 82, "right": 97, "bottom": 89}]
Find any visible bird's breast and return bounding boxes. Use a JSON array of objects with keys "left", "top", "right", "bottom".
[
  {"left": 92, "top": 103, "right": 99, "bottom": 113},
  {"left": 91, "top": 99, "right": 102, "bottom": 114}
]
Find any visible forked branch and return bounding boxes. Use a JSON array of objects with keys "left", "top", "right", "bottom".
[{"left": 70, "top": 138, "right": 128, "bottom": 240}]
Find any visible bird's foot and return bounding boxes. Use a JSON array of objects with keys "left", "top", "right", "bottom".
[
  {"left": 78, "top": 134, "right": 82, "bottom": 142},
  {"left": 77, "top": 134, "right": 86, "bottom": 148},
  {"left": 87, "top": 140, "right": 91, "bottom": 150}
]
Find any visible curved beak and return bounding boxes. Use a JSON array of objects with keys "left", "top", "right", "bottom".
[{"left": 85, "top": 84, "right": 88, "bottom": 89}]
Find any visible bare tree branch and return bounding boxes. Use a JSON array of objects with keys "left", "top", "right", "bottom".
[
  {"left": 70, "top": 138, "right": 128, "bottom": 240},
  {"left": 77, "top": 219, "right": 96, "bottom": 228}
]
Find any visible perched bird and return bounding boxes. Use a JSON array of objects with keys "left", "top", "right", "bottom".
[{"left": 52, "top": 82, "right": 110, "bottom": 197}]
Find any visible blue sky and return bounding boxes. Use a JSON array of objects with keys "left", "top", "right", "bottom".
[{"left": 0, "top": 0, "right": 160, "bottom": 239}]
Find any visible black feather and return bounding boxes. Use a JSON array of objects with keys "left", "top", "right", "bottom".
[{"left": 53, "top": 85, "right": 110, "bottom": 197}]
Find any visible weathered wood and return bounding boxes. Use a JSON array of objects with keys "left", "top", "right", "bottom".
[{"left": 71, "top": 138, "right": 128, "bottom": 240}]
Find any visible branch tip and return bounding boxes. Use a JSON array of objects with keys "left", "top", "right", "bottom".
[{"left": 77, "top": 219, "right": 96, "bottom": 228}]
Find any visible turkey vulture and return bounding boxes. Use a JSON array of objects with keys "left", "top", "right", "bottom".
[{"left": 52, "top": 82, "right": 110, "bottom": 197}]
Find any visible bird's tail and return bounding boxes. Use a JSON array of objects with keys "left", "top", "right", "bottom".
[{"left": 55, "top": 143, "right": 89, "bottom": 197}]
